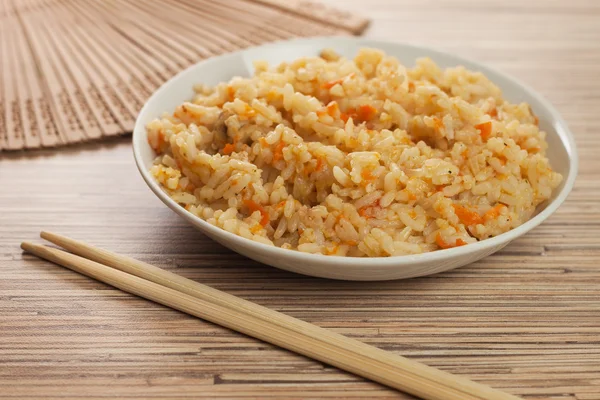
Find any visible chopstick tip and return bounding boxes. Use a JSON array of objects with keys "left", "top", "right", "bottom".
[
  {"left": 21, "top": 241, "right": 37, "bottom": 253},
  {"left": 40, "top": 231, "right": 53, "bottom": 240}
]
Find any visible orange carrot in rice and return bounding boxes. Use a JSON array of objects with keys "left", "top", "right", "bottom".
[
  {"left": 453, "top": 204, "right": 484, "bottom": 226},
  {"left": 326, "top": 101, "right": 340, "bottom": 116},
  {"left": 475, "top": 121, "right": 492, "bottom": 141},
  {"left": 322, "top": 73, "right": 355, "bottom": 89},
  {"left": 343, "top": 105, "right": 377, "bottom": 123},
  {"left": 272, "top": 142, "right": 285, "bottom": 162},
  {"left": 356, "top": 105, "right": 377, "bottom": 121},
  {"left": 435, "top": 233, "right": 451, "bottom": 249},
  {"left": 226, "top": 86, "right": 235, "bottom": 101},
  {"left": 483, "top": 204, "right": 504, "bottom": 221},
  {"left": 432, "top": 117, "right": 443, "bottom": 132},
  {"left": 149, "top": 130, "right": 165, "bottom": 151},
  {"left": 315, "top": 157, "right": 325, "bottom": 171},
  {"left": 222, "top": 143, "right": 235, "bottom": 155},
  {"left": 325, "top": 245, "right": 339, "bottom": 255},
  {"left": 250, "top": 224, "right": 262, "bottom": 234},
  {"left": 241, "top": 104, "right": 256, "bottom": 118},
  {"left": 361, "top": 168, "right": 375, "bottom": 181},
  {"left": 358, "top": 207, "right": 372, "bottom": 219},
  {"left": 436, "top": 233, "right": 468, "bottom": 249},
  {"left": 244, "top": 199, "right": 270, "bottom": 226},
  {"left": 316, "top": 109, "right": 328, "bottom": 118}
]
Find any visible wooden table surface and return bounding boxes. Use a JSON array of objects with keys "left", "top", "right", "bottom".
[{"left": 2, "top": 1, "right": 599, "bottom": 399}]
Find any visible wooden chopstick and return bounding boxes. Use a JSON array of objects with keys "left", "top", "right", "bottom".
[{"left": 21, "top": 233, "right": 522, "bottom": 400}]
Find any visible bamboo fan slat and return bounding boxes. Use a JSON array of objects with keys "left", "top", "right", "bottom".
[{"left": 0, "top": 0, "right": 369, "bottom": 151}]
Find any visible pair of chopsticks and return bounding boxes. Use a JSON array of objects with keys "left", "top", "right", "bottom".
[{"left": 22, "top": 232, "right": 521, "bottom": 400}]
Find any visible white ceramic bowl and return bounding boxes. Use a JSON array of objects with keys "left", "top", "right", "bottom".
[{"left": 133, "top": 36, "right": 577, "bottom": 281}]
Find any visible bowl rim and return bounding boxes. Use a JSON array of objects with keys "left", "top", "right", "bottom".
[{"left": 133, "top": 36, "right": 578, "bottom": 267}]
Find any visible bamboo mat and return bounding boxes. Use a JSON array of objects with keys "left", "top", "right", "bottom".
[{"left": 0, "top": 0, "right": 368, "bottom": 151}]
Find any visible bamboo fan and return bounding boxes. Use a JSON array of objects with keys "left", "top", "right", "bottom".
[{"left": 0, "top": 0, "right": 369, "bottom": 151}]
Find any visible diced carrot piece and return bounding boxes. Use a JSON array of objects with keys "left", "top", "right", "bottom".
[
  {"left": 356, "top": 104, "right": 377, "bottom": 121},
  {"left": 322, "top": 73, "right": 355, "bottom": 89},
  {"left": 244, "top": 199, "right": 260, "bottom": 212},
  {"left": 149, "top": 130, "right": 165, "bottom": 151},
  {"left": 358, "top": 207, "right": 373, "bottom": 219},
  {"left": 343, "top": 105, "right": 378, "bottom": 122},
  {"left": 315, "top": 157, "right": 325, "bottom": 171},
  {"left": 475, "top": 121, "right": 493, "bottom": 141},
  {"left": 226, "top": 86, "right": 235, "bottom": 101},
  {"left": 265, "top": 91, "right": 278, "bottom": 102},
  {"left": 483, "top": 204, "right": 504, "bottom": 221},
  {"left": 347, "top": 137, "right": 359, "bottom": 147},
  {"left": 325, "top": 245, "right": 339, "bottom": 255},
  {"left": 322, "top": 78, "right": 344, "bottom": 90},
  {"left": 437, "top": 233, "right": 468, "bottom": 249},
  {"left": 436, "top": 233, "right": 451, "bottom": 249},
  {"left": 453, "top": 204, "right": 484, "bottom": 226},
  {"left": 242, "top": 104, "right": 256, "bottom": 118},
  {"left": 222, "top": 143, "right": 235, "bottom": 155},
  {"left": 488, "top": 107, "right": 498, "bottom": 118},
  {"left": 244, "top": 199, "right": 270, "bottom": 226},
  {"left": 361, "top": 168, "right": 375, "bottom": 181},
  {"left": 326, "top": 101, "right": 339, "bottom": 116},
  {"left": 260, "top": 212, "right": 269, "bottom": 226},
  {"left": 408, "top": 82, "right": 415, "bottom": 92},
  {"left": 272, "top": 142, "right": 285, "bottom": 162}
]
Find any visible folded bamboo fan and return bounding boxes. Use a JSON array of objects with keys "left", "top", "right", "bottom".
[{"left": 0, "top": 0, "right": 369, "bottom": 150}]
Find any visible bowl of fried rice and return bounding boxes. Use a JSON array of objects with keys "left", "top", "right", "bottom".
[{"left": 133, "top": 37, "right": 577, "bottom": 280}]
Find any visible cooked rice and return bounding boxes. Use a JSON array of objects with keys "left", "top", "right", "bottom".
[{"left": 147, "top": 48, "right": 562, "bottom": 257}]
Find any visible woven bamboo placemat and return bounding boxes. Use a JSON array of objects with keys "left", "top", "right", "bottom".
[{"left": 0, "top": 0, "right": 369, "bottom": 151}]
